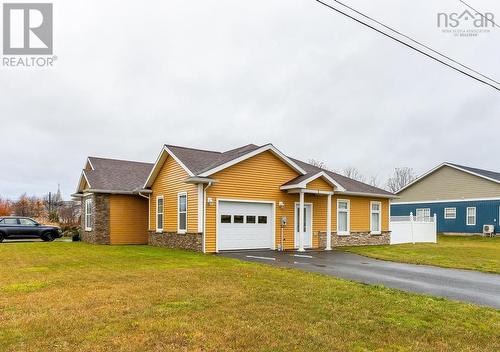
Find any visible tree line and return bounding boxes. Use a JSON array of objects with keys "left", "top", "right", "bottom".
[
  {"left": 0, "top": 192, "right": 80, "bottom": 226},
  {"left": 308, "top": 159, "right": 416, "bottom": 193}
]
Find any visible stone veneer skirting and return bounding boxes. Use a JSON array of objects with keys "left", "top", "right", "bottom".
[
  {"left": 318, "top": 231, "right": 390, "bottom": 248},
  {"left": 80, "top": 193, "right": 111, "bottom": 245},
  {"left": 149, "top": 232, "right": 203, "bottom": 252}
]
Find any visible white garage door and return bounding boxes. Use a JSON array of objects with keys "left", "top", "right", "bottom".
[{"left": 218, "top": 201, "right": 274, "bottom": 251}]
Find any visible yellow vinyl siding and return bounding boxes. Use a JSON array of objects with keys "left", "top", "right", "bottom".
[
  {"left": 306, "top": 178, "right": 334, "bottom": 192},
  {"left": 204, "top": 151, "right": 391, "bottom": 253},
  {"left": 109, "top": 195, "right": 148, "bottom": 244},
  {"left": 333, "top": 196, "right": 389, "bottom": 232},
  {"left": 205, "top": 151, "right": 300, "bottom": 252},
  {"left": 149, "top": 156, "right": 198, "bottom": 233}
]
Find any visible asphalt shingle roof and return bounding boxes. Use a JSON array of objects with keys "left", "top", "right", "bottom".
[
  {"left": 81, "top": 145, "right": 395, "bottom": 197},
  {"left": 164, "top": 144, "right": 394, "bottom": 196},
  {"left": 84, "top": 157, "right": 153, "bottom": 192},
  {"left": 448, "top": 163, "right": 500, "bottom": 183}
]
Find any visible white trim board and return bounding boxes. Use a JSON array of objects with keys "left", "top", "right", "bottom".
[
  {"left": 397, "top": 163, "right": 500, "bottom": 194},
  {"left": 199, "top": 144, "right": 307, "bottom": 177},
  {"left": 281, "top": 171, "right": 346, "bottom": 192},
  {"left": 144, "top": 145, "right": 195, "bottom": 188},
  {"left": 392, "top": 197, "right": 500, "bottom": 205}
]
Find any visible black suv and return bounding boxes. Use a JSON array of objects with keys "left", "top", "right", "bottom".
[{"left": 0, "top": 217, "right": 62, "bottom": 242}]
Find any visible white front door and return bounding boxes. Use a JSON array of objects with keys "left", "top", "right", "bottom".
[{"left": 295, "top": 203, "right": 312, "bottom": 249}]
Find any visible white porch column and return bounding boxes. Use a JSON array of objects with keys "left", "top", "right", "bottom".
[
  {"left": 298, "top": 190, "right": 305, "bottom": 252},
  {"left": 326, "top": 194, "right": 332, "bottom": 250}
]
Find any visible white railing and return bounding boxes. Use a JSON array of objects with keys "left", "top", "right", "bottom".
[{"left": 390, "top": 212, "right": 437, "bottom": 244}]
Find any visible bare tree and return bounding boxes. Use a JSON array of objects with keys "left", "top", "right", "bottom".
[
  {"left": 343, "top": 167, "right": 366, "bottom": 182},
  {"left": 386, "top": 167, "right": 416, "bottom": 193},
  {"left": 308, "top": 159, "right": 330, "bottom": 170},
  {"left": 368, "top": 175, "right": 380, "bottom": 188},
  {"left": 59, "top": 201, "right": 80, "bottom": 226}
]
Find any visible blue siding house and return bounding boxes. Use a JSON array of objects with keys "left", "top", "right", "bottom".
[{"left": 391, "top": 163, "right": 500, "bottom": 234}]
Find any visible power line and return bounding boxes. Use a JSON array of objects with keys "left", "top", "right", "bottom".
[
  {"left": 458, "top": 0, "right": 500, "bottom": 29},
  {"left": 314, "top": 0, "right": 500, "bottom": 91},
  {"left": 329, "top": 0, "right": 500, "bottom": 87}
]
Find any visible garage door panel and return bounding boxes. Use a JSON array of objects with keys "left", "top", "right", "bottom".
[{"left": 218, "top": 201, "right": 273, "bottom": 251}]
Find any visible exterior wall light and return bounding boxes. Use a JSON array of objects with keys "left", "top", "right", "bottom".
[
  {"left": 278, "top": 201, "right": 285, "bottom": 208},
  {"left": 207, "top": 197, "right": 214, "bottom": 206}
]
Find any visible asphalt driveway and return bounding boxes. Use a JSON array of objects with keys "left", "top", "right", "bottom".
[{"left": 219, "top": 250, "right": 500, "bottom": 308}]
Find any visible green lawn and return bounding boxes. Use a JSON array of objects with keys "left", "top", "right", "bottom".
[
  {"left": 342, "top": 235, "right": 500, "bottom": 274},
  {"left": 0, "top": 243, "right": 498, "bottom": 352}
]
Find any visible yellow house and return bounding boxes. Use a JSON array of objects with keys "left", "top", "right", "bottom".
[
  {"left": 74, "top": 143, "right": 396, "bottom": 252},
  {"left": 143, "top": 143, "right": 395, "bottom": 252}
]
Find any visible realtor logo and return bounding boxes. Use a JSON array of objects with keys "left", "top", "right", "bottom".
[{"left": 3, "top": 3, "right": 53, "bottom": 55}]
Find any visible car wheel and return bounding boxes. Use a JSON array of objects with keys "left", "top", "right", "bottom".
[
  {"left": 0, "top": 233, "right": 4, "bottom": 243},
  {"left": 42, "top": 232, "right": 55, "bottom": 242}
]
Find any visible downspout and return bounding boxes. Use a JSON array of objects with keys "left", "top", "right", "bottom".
[
  {"left": 138, "top": 192, "right": 151, "bottom": 232},
  {"left": 202, "top": 182, "right": 212, "bottom": 254}
]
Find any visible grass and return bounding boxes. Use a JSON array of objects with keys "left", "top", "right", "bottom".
[
  {"left": 0, "top": 243, "right": 498, "bottom": 352},
  {"left": 342, "top": 235, "right": 500, "bottom": 274}
]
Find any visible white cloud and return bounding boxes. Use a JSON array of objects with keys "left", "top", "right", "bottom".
[{"left": 1, "top": 0, "right": 499, "bottom": 198}]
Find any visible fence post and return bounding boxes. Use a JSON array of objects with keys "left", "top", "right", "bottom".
[
  {"left": 410, "top": 212, "right": 414, "bottom": 244},
  {"left": 433, "top": 213, "right": 437, "bottom": 243}
]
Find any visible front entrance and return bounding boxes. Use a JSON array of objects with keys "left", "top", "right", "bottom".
[{"left": 294, "top": 203, "right": 312, "bottom": 249}]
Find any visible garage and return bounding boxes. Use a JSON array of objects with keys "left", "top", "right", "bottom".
[{"left": 217, "top": 201, "right": 274, "bottom": 251}]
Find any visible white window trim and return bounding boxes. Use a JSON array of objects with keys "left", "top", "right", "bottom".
[
  {"left": 178, "top": 192, "right": 188, "bottom": 234},
  {"left": 337, "top": 199, "right": 350, "bottom": 236},
  {"left": 84, "top": 198, "right": 92, "bottom": 231},
  {"left": 444, "top": 207, "right": 456, "bottom": 219},
  {"left": 370, "top": 201, "right": 382, "bottom": 235},
  {"left": 156, "top": 195, "right": 164, "bottom": 233},
  {"left": 466, "top": 207, "right": 476, "bottom": 226},
  {"left": 416, "top": 208, "right": 430, "bottom": 220}
]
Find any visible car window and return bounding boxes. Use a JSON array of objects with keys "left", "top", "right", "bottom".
[
  {"left": 3, "top": 218, "right": 18, "bottom": 225},
  {"left": 19, "top": 218, "right": 36, "bottom": 226}
]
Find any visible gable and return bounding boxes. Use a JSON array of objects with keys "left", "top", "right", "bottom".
[
  {"left": 306, "top": 177, "right": 334, "bottom": 192},
  {"left": 396, "top": 165, "right": 500, "bottom": 202},
  {"left": 211, "top": 150, "right": 301, "bottom": 187}
]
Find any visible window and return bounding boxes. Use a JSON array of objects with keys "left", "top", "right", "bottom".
[
  {"left": 19, "top": 218, "right": 36, "bottom": 226},
  {"left": 370, "top": 202, "right": 381, "bottom": 234},
  {"left": 156, "top": 196, "right": 164, "bottom": 232},
  {"left": 221, "top": 215, "right": 231, "bottom": 223},
  {"left": 466, "top": 207, "right": 476, "bottom": 226},
  {"left": 258, "top": 216, "right": 268, "bottom": 224},
  {"left": 296, "top": 207, "right": 307, "bottom": 232},
  {"left": 84, "top": 198, "right": 92, "bottom": 231},
  {"left": 233, "top": 215, "right": 244, "bottom": 224},
  {"left": 444, "top": 208, "right": 456, "bottom": 219},
  {"left": 416, "top": 208, "right": 430, "bottom": 221},
  {"left": 178, "top": 193, "right": 187, "bottom": 233},
  {"left": 3, "top": 218, "right": 18, "bottom": 225},
  {"left": 246, "top": 215, "right": 256, "bottom": 224},
  {"left": 337, "top": 200, "right": 350, "bottom": 235}
]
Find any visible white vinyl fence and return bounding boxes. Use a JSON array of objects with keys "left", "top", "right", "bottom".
[{"left": 390, "top": 212, "right": 437, "bottom": 245}]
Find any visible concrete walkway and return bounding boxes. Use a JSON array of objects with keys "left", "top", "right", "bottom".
[{"left": 219, "top": 250, "right": 500, "bottom": 309}]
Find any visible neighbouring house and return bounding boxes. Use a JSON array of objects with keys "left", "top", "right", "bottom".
[
  {"left": 73, "top": 157, "right": 153, "bottom": 244},
  {"left": 74, "top": 143, "right": 396, "bottom": 252},
  {"left": 391, "top": 163, "right": 500, "bottom": 235}
]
